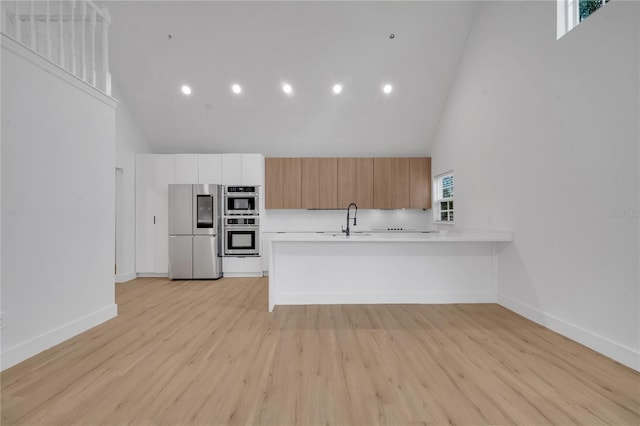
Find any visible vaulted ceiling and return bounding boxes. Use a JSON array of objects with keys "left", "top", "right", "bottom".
[{"left": 106, "top": 1, "right": 477, "bottom": 156}]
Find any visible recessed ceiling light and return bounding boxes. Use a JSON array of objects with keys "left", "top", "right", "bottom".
[
  {"left": 332, "top": 84, "right": 343, "bottom": 95},
  {"left": 383, "top": 84, "right": 393, "bottom": 94},
  {"left": 282, "top": 83, "right": 293, "bottom": 95},
  {"left": 231, "top": 84, "right": 242, "bottom": 94},
  {"left": 181, "top": 85, "right": 192, "bottom": 95}
]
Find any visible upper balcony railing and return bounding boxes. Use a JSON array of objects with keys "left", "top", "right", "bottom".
[{"left": 2, "top": 0, "right": 111, "bottom": 96}]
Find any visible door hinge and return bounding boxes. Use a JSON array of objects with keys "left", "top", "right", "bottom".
[{"left": 153, "top": 215, "right": 156, "bottom": 224}]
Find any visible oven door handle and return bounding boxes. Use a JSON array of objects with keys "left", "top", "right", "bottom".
[{"left": 224, "top": 227, "right": 259, "bottom": 231}]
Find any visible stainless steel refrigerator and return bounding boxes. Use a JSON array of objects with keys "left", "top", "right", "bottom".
[{"left": 168, "top": 184, "right": 222, "bottom": 279}]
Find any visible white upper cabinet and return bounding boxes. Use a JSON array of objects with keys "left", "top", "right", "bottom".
[
  {"left": 198, "top": 153, "right": 264, "bottom": 186},
  {"left": 154, "top": 155, "right": 175, "bottom": 189},
  {"left": 221, "top": 154, "right": 242, "bottom": 185},
  {"left": 174, "top": 154, "right": 198, "bottom": 184},
  {"left": 198, "top": 154, "right": 222, "bottom": 184},
  {"left": 241, "top": 154, "right": 265, "bottom": 186}
]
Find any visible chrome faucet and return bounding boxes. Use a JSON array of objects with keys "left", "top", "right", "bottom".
[{"left": 342, "top": 203, "right": 358, "bottom": 236}]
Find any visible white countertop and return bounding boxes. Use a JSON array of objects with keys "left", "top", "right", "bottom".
[
  {"left": 268, "top": 228, "right": 511, "bottom": 311},
  {"left": 269, "top": 229, "right": 513, "bottom": 243}
]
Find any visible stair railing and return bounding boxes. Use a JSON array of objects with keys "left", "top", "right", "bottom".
[{"left": 2, "top": 0, "right": 111, "bottom": 96}]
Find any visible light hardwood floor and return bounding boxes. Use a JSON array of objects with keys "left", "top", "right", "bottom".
[{"left": 2, "top": 277, "right": 639, "bottom": 425}]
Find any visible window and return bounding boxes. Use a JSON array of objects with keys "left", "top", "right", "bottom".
[
  {"left": 434, "top": 172, "right": 454, "bottom": 224},
  {"left": 558, "top": 0, "right": 611, "bottom": 39}
]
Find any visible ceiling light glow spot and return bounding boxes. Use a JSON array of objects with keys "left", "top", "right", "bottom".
[
  {"left": 383, "top": 84, "right": 393, "bottom": 95},
  {"left": 232, "top": 84, "right": 242, "bottom": 94},
  {"left": 282, "top": 83, "right": 293, "bottom": 95},
  {"left": 332, "top": 84, "right": 343, "bottom": 95},
  {"left": 181, "top": 85, "right": 192, "bottom": 95}
]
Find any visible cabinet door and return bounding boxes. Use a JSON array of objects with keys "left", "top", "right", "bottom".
[
  {"left": 174, "top": 154, "right": 198, "bottom": 184},
  {"left": 337, "top": 158, "right": 373, "bottom": 209},
  {"left": 221, "top": 153, "right": 242, "bottom": 185},
  {"left": 373, "top": 158, "right": 410, "bottom": 209},
  {"left": 154, "top": 155, "right": 174, "bottom": 273},
  {"left": 135, "top": 155, "right": 155, "bottom": 273},
  {"left": 355, "top": 158, "right": 374, "bottom": 209},
  {"left": 282, "top": 158, "right": 302, "bottom": 209},
  {"left": 261, "top": 233, "right": 275, "bottom": 273},
  {"left": 337, "top": 158, "right": 355, "bottom": 208},
  {"left": 410, "top": 157, "right": 432, "bottom": 209},
  {"left": 241, "top": 154, "right": 264, "bottom": 186},
  {"left": 265, "top": 158, "right": 284, "bottom": 209},
  {"left": 198, "top": 154, "right": 222, "bottom": 184},
  {"left": 222, "top": 257, "right": 262, "bottom": 275},
  {"left": 301, "top": 158, "right": 337, "bottom": 209}
]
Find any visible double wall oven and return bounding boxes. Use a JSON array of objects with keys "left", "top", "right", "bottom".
[{"left": 223, "top": 186, "right": 260, "bottom": 256}]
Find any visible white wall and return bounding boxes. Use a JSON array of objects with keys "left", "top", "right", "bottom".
[
  {"left": 263, "top": 209, "right": 432, "bottom": 233},
  {"left": 431, "top": 1, "right": 639, "bottom": 369},
  {"left": 1, "top": 36, "right": 118, "bottom": 370},
  {"left": 113, "top": 82, "right": 151, "bottom": 282},
  {"left": 0, "top": 28, "right": 3, "bottom": 356}
]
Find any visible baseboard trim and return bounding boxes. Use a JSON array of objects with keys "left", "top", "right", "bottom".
[
  {"left": 276, "top": 291, "right": 497, "bottom": 307},
  {"left": 136, "top": 273, "right": 168, "bottom": 278},
  {"left": 223, "top": 272, "right": 263, "bottom": 278},
  {"left": 498, "top": 295, "right": 639, "bottom": 371},
  {"left": 1, "top": 304, "right": 118, "bottom": 371},
  {"left": 115, "top": 272, "right": 137, "bottom": 283}
]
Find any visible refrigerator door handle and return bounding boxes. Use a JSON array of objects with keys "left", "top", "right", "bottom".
[{"left": 153, "top": 215, "right": 156, "bottom": 224}]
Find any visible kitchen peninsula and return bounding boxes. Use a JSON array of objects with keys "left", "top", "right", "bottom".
[{"left": 268, "top": 230, "right": 513, "bottom": 311}]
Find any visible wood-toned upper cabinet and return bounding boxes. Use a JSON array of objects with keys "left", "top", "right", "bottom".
[
  {"left": 373, "top": 158, "right": 410, "bottom": 209},
  {"left": 410, "top": 157, "right": 432, "bottom": 210},
  {"left": 265, "top": 158, "right": 302, "bottom": 209},
  {"left": 265, "top": 158, "right": 284, "bottom": 209},
  {"left": 282, "top": 158, "right": 302, "bottom": 209},
  {"left": 337, "top": 158, "right": 374, "bottom": 209},
  {"left": 267, "top": 156, "right": 430, "bottom": 210},
  {"left": 301, "top": 158, "right": 337, "bottom": 209}
]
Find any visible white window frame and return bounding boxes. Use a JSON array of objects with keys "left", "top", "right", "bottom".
[
  {"left": 433, "top": 171, "right": 454, "bottom": 225},
  {"left": 558, "top": 0, "right": 609, "bottom": 39}
]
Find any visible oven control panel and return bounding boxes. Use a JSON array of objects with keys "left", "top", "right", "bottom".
[
  {"left": 225, "top": 186, "right": 258, "bottom": 194},
  {"left": 225, "top": 217, "right": 259, "bottom": 226}
]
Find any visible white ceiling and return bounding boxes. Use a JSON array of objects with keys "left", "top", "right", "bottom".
[{"left": 105, "top": 1, "right": 477, "bottom": 156}]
